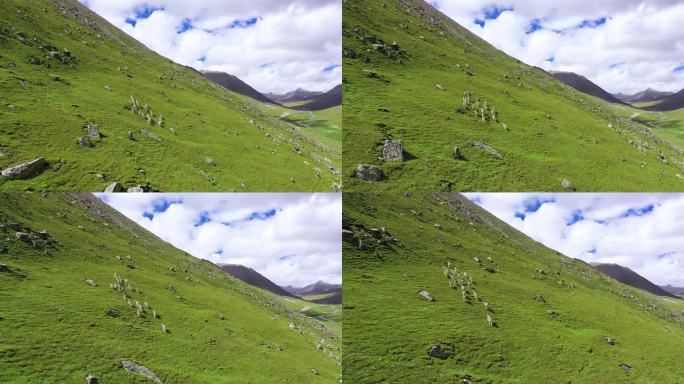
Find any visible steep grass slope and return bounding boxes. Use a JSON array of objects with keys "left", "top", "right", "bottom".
[
  {"left": 342, "top": 0, "right": 683, "bottom": 191},
  {"left": 343, "top": 192, "right": 684, "bottom": 383},
  {"left": 0, "top": 0, "right": 340, "bottom": 192},
  {"left": 0, "top": 193, "right": 340, "bottom": 383}
]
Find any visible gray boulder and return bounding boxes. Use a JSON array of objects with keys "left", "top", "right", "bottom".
[
  {"left": 15, "top": 232, "right": 30, "bottom": 242},
  {"left": 561, "top": 178, "right": 576, "bottom": 191},
  {"left": 606, "top": 337, "right": 615, "bottom": 345},
  {"left": 342, "top": 229, "right": 355, "bottom": 244},
  {"left": 127, "top": 186, "right": 145, "bottom": 193},
  {"left": 104, "top": 182, "right": 123, "bottom": 193},
  {"left": 453, "top": 146, "right": 464, "bottom": 160},
  {"left": 105, "top": 308, "right": 119, "bottom": 317},
  {"left": 120, "top": 360, "right": 163, "bottom": 383},
  {"left": 473, "top": 141, "right": 502, "bottom": 158},
  {"left": 140, "top": 129, "right": 161, "bottom": 142},
  {"left": 205, "top": 157, "right": 215, "bottom": 166},
  {"left": 86, "top": 124, "right": 100, "bottom": 138},
  {"left": 428, "top": 345, "right": 447, "bottom": 359},
  {"left": 85, "top": 374, "right": 98, "bottom": 384},
  {"left": 77, "top": 136, "right": 93, "bottom": 147},
  {"left": 418, "top": 290, "right": 434, "bottom": 302},
  {"left": 382, "top": 140, "right": 404, "bottom": 162},
  {"left": 356, "top": 164, "right": 383, "bottom": 182},
  {"left": 1, "top": 157, "right": 47, "bottom": 179},
  {"left": 85, "top": 279, "right": 97, "bottom": 287}
]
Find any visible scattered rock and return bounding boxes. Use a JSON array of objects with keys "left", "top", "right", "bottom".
[
  {"left": 473, "top": 141, "right": 502, "bottom": 158},
  {"left": 428, "top": 345, "right": 447, "bottom": 359},
  {"left": 434, "top": 83, "right": 444, "bottom": 90},
  {"left": 15, "top": 232, "right": 30, "bottom": 242},
  {"left": 342, "top": 229, "right": 355, "bottom": 243},
  {"left": 205, "top": 157, "right": 215, "bottom": 166},
  {"left": 289, "top": 322, "right": 298, "bottom": 330},
  {"left": 85, "top": 374, "right": 98, "bottom": 384},
  {"left": 453, "top": 146, "right": 464, "bottom": 160},
  {"left": 2, "top": 157, "right": 47, "bottom": 180},
  {"left": 561, "top": 178, "right": 576, "bottom": 191},
  {"left": 219, "top": 313, "right": 225, "bottom": 320},
  {"left": 606, "top": 337, "right": 615, "bottom": 345},
  {"left": 356, "top": 164, "right": 383, "bottom": 182},
  {"left": 86, "top": 124, "right": 100, "bottom": 138},
  {"left": 84, "top": 279, "right": 97, "bottom": 287},
  {"left": 104, "top": 182, "right": 123, "bottom": 193},
  {"left": 619, "top": 362, "right": 632, "bottom": 375},
  {"left": 535, "top": 295, "right": 546, "bottom": 302},
  {"left": 127, "top": 131, "right": 134, "bottom": 140},
  {"left": 0, "top": 263, "right": 11, "bottom": 273},
  {"left": 140, "top": 129, "right": 161, "bottom": 142},
  {"left": 127, "top": 186, "right": 145, "bottom": 193},
  {"left": 104, "top": 85, "right": 111, "bottom": 91},
  {"left": 120, "top": 360, "right": 163, "bottom": 383},
  {"left": 382, "top": 140, "right": 404, "bottom": 162},
  {"left": 418, "top": 290, "right": 434, "bottom": 302},
  {"left": 77, "top": 136, "right": 93, "bottom": 148},
  {"left": 105, "top": 308, "right": 119, "bottom": 317}
]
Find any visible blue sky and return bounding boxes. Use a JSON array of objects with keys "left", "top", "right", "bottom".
[
  {"left": 431, "top": 1, "right": 684, "bottom": 94},
  {"left": 79, "top": 0, "right": 341, "bottom": 93},
  {"left": 466, "top": 193, "right": 684, "bottom": 286},
  {"left": 97, "top": 193, "right": 341, "bottom": 287}
]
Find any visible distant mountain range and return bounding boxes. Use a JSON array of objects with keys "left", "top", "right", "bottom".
[
  {"left": 201, "top": 71, "right": 279, "bottom": 105},
  {"left": 613, "top": 88, "right": 674, "bottom": 104},
  {"left": 591, "top": 263, "right": 679, "bottom": 298},
  {"left": 550, "top": 71, "right": 628, "bottom": 105},
  {"left": 283, "top": 280, "right": 342, "bottom": 304},
  {"left": 219, "top": 264, "right": 341, "bottom": 304},
  {"left": 265, "top": 88, "right": 324, "bottom": 103},
  {"left": 218, "top": 264, "right": 299, "bottom": 299},
  {"left": 660, "top": 285, "right": 684, "bottom": 297}
]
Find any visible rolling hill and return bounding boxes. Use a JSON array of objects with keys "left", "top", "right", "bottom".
[
  {"left": 201, "top": 71, "right": 279, "bottom": 105},
  {"left": 0, "top": 193, "right": 340, "bottom": 383},
  {"left": 284, "top": 281, "right": 343, "bottom": 305},
  {"left": 342, "top": 0, "right": 684, "bottom": 191},
  {"left": 343, "top": 192, "right": 684, "bottom": 382},
  {"left": 219, "top": 264, "right": 300, "bottom": 299},
  {"left": 591, "top": 263, "right": 679, "bottom": 298},
  {"left": 292, "top": 85, "right": 342, "bottom": 111},
  {"left": 0, "top": 0, "right": 340, "bottom": 192},
  {"left": 550, "top": 71, "right": 627, "bottom": 105}
]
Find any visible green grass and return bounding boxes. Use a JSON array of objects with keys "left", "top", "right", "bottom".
[
  {"left": 342, "top": 0, "right": 684, "bottom": 191},
  {"left": 0, "top": 0, "right": 340, "bottom": 192},
  {"left": 343, "top": 192, "right": 684, "bottom": 383},
  {"left": 0, "top": 193, "right": 340, "bottom": 383},
  {"left": 259, "top": 104, "right": 341, "bottom": 146},
  {"left": 611, "top": 104, "right": 684, "bottom": 150},
  {"left": 280, "top": 296, "right": 341, "bottom": 337}
]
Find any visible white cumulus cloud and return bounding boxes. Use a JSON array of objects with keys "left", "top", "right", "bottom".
[
  {"left": 96, "top": 193, "right": 341, "bottom": 287},
  {"left": 465, "top": 193, "right": 684, "bottom": 286},
  {"left": 79, "top": 0, "right": 341, "bottom": 93},
  {"left": 432, "top": 0, "right": 684, "bottom": 94}
]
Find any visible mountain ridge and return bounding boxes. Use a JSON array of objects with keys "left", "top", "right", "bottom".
[
  {"left": 201, "top": 71, "right": 280, "bottom": 105},
  {"left": 591, "top": 262, "right": 679, "bottom": 298},
  {"left": 218, "top": 263, "right": 300, "bottom": 299}
]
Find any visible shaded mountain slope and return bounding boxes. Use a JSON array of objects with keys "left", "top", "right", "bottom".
[
  {"left": 343, "top": 192, "right": 684, "bottom": 383},
  {"left": 644, "top": 89, "right": 684, "bottom": 112},
  {"left": 342, "top": 0, "right": 683, "bottom": 191},
  {"left": 201, "top": 71, "right": 279, "bottom": 105},
  {"left": 293, "top": 85, "right": 342, "bottom": 111},
  {"left": 219, "top": 264, "right": 299, "bottom": 299},
  {"left": 591, "top": 263, "right": 679, "bottom": 298},
  {"left": 0, "top": 193, "right": 340, "bottom": 383},
  {"left": 0, "top": 0, "right": 340, "bottom": 192},
  {"left": 614, "top": 88, "right": 674, "bottom": 104},
  {"left": 310, "top": 290, "right": 342, "bottom": 305},
  {"left": 660, "top": 285, "right": 684, "bottom": 297},
  {"left": 550, "top": 71, "right": 628, "bottom": 105}
]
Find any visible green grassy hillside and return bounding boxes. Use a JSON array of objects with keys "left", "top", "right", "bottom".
[
  {"left": 0, "top": 0, "right": 340, "bottom": 192},
  {"left": 343, "top": 192, "right": 684, "bottom": 383},
  {"left": 612, "top": 104, "right": 684, "bottom": 150},
  {"left": 0, "top": 193, "right": 340, "bottom": 383},
  {"left": 342, "top": 0, "right": 684, "bottom": 191}
]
